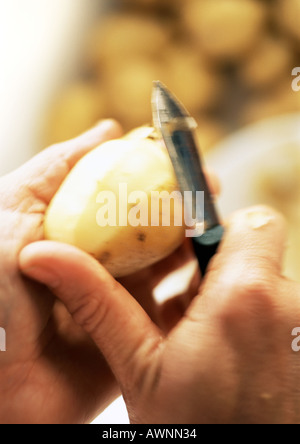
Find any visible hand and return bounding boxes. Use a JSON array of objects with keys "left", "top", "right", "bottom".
[
  {"left": 0, "top": 120, "right": 124, "bottom": 424},
  {"left": 0, "top": 118, "right": 218, "bottom": 424},
  {"left": 20, "top": 205, "right": 300, "bottom": 424}
]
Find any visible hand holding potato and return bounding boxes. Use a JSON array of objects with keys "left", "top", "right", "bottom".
[
  {"left": 44, "top": 126, "right": 186, "bottom": 277},
  {"left": 0, "top": 120, "right": 217, "bottom": 423},
  {"left": 21, "top": 202, "right": 300, "bottom": 424},
  {"left": 0, "top": 121, "right": 124, "bottom": 424},
  {"left": 1, "top": 119, "right": 298, "bottom": 424}
]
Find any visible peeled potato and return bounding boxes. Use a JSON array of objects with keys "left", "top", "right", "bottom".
[
  {"left": 184, "top": 0, "right": 266, "bottom": 63},
  {"left": 44, "top": 128, "right": 185, "bottom": 277}
]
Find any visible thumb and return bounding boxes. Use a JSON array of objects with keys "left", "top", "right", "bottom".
[
  {"left": 6, "top": 119, "right": 123, "bottom": 206},
  {"left": 18, "top": 241, "right": 163, "bottom": 389}
]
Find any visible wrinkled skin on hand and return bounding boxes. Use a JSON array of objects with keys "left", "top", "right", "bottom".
[
  {"left": 0, "top": 120, "right": 217, "bottom": 424},
  {"left": 0, "top": 121, "right": 125, "bottom": 424},
  {"left": 20, "top": 202, "right": 300, "bottom": 424}
]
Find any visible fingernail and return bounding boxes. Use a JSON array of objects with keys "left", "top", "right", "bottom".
[
  {"left": 22, "top": 266, "right": 61, "bottom": 289},
  {"left": 94, "top": 119, "right": 115, "bottom": 131},
  {"left": 244, "top": 210, "right": 274, "bottom": 230}
]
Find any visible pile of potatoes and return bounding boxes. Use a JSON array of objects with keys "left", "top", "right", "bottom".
[{"left": 43, "top": 0, "right": 300, "bottom": 151}]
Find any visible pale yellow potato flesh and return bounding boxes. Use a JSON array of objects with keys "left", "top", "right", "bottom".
[{"left": 44, "top": 132, "right": 186, "bottom": 277}]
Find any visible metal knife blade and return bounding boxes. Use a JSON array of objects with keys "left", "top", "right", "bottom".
[{"left": 151, "top": 81, "right": 224, "bottom": 274}]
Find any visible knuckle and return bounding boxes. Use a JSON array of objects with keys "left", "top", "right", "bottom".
[
  {"left": 123, "top": 336, "right": 164, "bottom": 396},
  {"left": 214, "top": 270, "right": 278, "bottom": 326},
  {"left": 70, "top": 294, "right": 107, "bottom": 336},
  {"left": 212, "top": 273, "right": 289, "bottom": 353},
  {"left": 247, "top": 204, "right": 279, "bottom": 216},
  {"left": 236, "top": 274, "right": 274, "bottom": 302},
  {"left": 237, "top": 204, "right": 285, "bottom": 223}
]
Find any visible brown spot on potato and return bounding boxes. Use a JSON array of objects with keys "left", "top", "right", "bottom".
[
  {"left": 137, "top": 232, "right": 146, "bottom": 242},
  {"left": 99, "top": 251, "right": 111, "bottom": 263}
]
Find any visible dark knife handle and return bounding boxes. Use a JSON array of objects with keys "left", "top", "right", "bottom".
[{"left": 192, "top": 225, "right": 224, "bottom": 276}]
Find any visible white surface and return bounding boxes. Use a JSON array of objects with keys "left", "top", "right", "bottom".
[
  {"left": 0, "top": 0, "right": 98, "bottom": 176},
  {"left": 92, "top": 397, "right": 129, "bottom": 424}
]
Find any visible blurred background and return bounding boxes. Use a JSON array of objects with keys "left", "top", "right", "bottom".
[{"left": 1, "top": 0, "right": 300, "bottom": 424}]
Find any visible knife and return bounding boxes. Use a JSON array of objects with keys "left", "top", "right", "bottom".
[{"left": 152, "top": 81, "right": 224, "bottom": 275}]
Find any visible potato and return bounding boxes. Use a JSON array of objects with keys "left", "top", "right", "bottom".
[
  {"left": 165, "top": 46, "right": 223, "bottom": 114},
  {"left": 184, "top": 0, "right": 266, "bottom": 63},
  {"left": 121, "top": 0, "right": 182, "bottom": 15},
  {"left": 85, "top": 14, "right": 170, "bottom": 73},
  {"left": 121, "top": 0, "right": 180, "bottom": 10},
  {"left": 276, "top": 0, "right": 300, "bottom": 44},
  {"left": 239, "top": 35, "right": 294, "bottom": 90},
  {"left": 44, "top": 128, "right": 185, "bottom": 277},
  {"left": 105, "top": 44, "right": 222, "bottom": 130},
  {"left": 242, "top": 80, "right": 300, "bottom": 125},
  {"left": 43, "top": 82, "right": 107, "bottom": 145},
  {"left": 104, "top": 57, "right": 165, "bottom": 130}
]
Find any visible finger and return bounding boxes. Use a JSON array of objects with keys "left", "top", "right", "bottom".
[
  {"left": 119, "top": 240, "right": 200, "bottom": 332},
  {"left": 19, "top": 241, "right": 163, "bottom": 390},
  {"left": 187, "top": 205, "right": 287, "bottom": 320},
  {"left": 157, "top": 263, "right": 200, "bottom": 332},
  {"left": 204, "top": 168, "right": 221, "bottom": 197},
  {"left": 209, "top": 205, "right": 287, "bottom": 277},
  {"left": 10, "top": 119, "right": 123, "bottom": 205}
]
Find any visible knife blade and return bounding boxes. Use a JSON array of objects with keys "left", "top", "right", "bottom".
[{"left": 152, "top": 81, "right": 224, "bottom": 275}]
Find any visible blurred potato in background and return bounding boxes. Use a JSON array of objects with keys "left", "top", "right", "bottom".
[
  {"left": 184, "top": 0, "right": 267, "bottom": 63},
  {"left": 242, "top": 79, "right": 300, "bottom": 125},
  {"left": 43, "top": 0, "right": 300, "bottom": 151},
  {"left": 104, "top": 57, "right": 163, "bottom": 129},
  {"left": 163, "top": 46, "right": 223, "bottom": 115},
  {"left": 239, "top": 35, "right": 294, "bottom": 91},
  {"left": 39, "top": 0, "right": 300, "bottom": 299},
  {"left": 44, "top": 81, "right": 107, "bottom": 144},
  {"left": 121, "top": 0, "right": 181, "bottom": 13},
  {"left": 276, "top": 0, "right": 300, "bottom": 45},
  {"left": 85, "top": 13, "right": 170, "bottom": 71}
]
